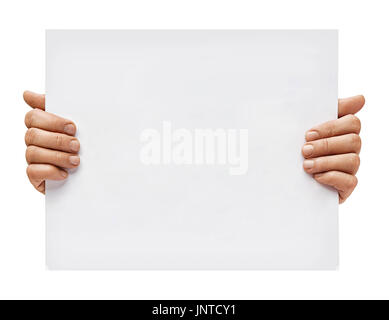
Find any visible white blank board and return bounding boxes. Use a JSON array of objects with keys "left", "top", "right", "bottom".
[{"left": 46, "top": 30, "right": 338, "bottom": 270}]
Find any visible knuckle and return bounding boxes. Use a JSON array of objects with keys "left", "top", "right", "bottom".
[
  {"left": 24, "top": 110, "right": 33, "bottom": 127},
  {"left": 350, "top": 133, "right": 362, "bottom": 151},
  {"left": 26, "top": 165, "right": 37, "bottom": 180},
  {"left": 24, "top": 128, "right": 37, "bottom": 145},
  {"left": 315, "top": 121, "right": 334, "bottom": 138},
  {"left": 349, "top": 153, "right": 360, "bottom": 174},
  {"left": 24, "top": 109, "right": 39, "bottom": 128},
  {"left": 322, "top": 138, "right": 330, "bottom": 154},
  {"left": 26, "top": 165, "right": 32, "bottom": 179},
  {"left": 350, "top": 175, "right": 358, "bottom": 189},
  {"left": 25, "top": 146, "right": 37, "bottom": 163},
  {"left": 55, "top": 134, "right": 64, "bottom": 148},
  {"left": 350, "top": 152, "right": 360, "bottom": 166},
  {"left": 348, "top": 115, "right": 361, "bottom": 133},
  {"left": 54, "top": 151, "right": 63, "bottom": 164},
  {"left": 325, "top": 122, "right": 335, "bottom": 137}
]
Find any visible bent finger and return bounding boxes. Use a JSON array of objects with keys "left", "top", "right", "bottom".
[
  {"left": 25, "top": 128, "right": 80, "bottom": 153},
  {"left": 26, "top": 146, "right": 80, "bottom": 169},
  {"left": 303, "top": 153, "right": 360, "bottom": 175},
  {"left": 305, "top": 114, "right": 361, "bottom": 142},
  {"left": 26, "top": 164, "right": 68, "bottom": 194},
  {"left": 302, "top": 133, "right": 361, "bottom": 158},
  {"left": 25, "top": 108, "right": 76, "bottom": 136},
  {"left": 314, "top": 171, "right": 358, "bottom": 203}
]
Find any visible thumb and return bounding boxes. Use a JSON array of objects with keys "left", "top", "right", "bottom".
[
  {"left": 338, "top": 95, "right": 365, "bottom": 118},
  {"left": 23, "top": 91, "right": 45, "bottom": 111}
]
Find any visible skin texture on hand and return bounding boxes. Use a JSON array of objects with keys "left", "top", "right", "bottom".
[
  {"left": 302, "top": 95, "right": 365, "bottom": 203},
  {"left": 23, "top": 91, "right": 80, "bottom": 194},
  {"left": 23, "top": 90, "right": 364, "bottom": 203}
]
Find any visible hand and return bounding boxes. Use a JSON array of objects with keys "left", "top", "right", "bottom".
[
  {"left": 302, "top": 96, "right": 365, "bottom": 203},
  {"left": 23, "top": 91, "right": 80, "bottom": 194}
]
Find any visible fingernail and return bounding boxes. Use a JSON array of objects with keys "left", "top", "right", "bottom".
[
  {"left": 60, "top": 170, "right": 68, "bottom": 178},
  {"left": 69, "top": 139, "right": 80, "bottom": 152},
  {"left": 305, "top": 131, "right": 319, "bottom": 141},
  {"left": 69, "top": 155, "right": 80, "bottom": 166},
  {"left": 64, "top": 124, "right": 76, "bottom": 135},
  {"left": 302, "top": 144, "right": 314, "bottom": 156},
  {"left": 303, "top": 160, "right": 314, "bottom": 171}
]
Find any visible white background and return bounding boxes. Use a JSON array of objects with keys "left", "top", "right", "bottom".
[{"left": 0, "top": 0, "right": 387, "bottom": 299}]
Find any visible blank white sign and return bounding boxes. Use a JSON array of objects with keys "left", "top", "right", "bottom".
[{"left": 46, "top": 30, "right": 338, "bottom": 270}]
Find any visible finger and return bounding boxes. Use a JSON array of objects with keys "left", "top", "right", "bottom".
[
  {"left": 26, "top": 146, "right": 80, "bottom": 169},
  {"left": 302, "top": 133, "right": 361, "bottom": 158},
  {"left": 25, "top": 108, "right": 76, "bottom": 136},
  {"left": 25, "top": 128, "right": 80, "bottom": 153},
  {"left": 338, "top": 95, "right": 365, "bottom": 118},
  {"left": 305, "top": 114, "right": 361, "bottom": 142},
  {"left": 23, "top": 91, "right": 45, "bottom": 111},
  {"left": 303, "top": 153, "right": 360, "bottom": 175},
  {"left": 314, "top": 171, "right": 358, "bottom": 203},
  {"left": 26, "top": 164, "right": 68, "bottom": 194}
]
